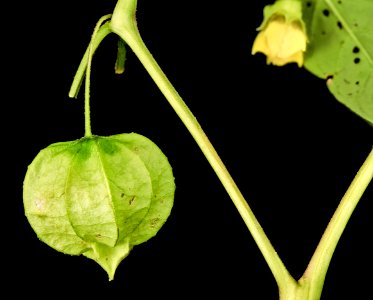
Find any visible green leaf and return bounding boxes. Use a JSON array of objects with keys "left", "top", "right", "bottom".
[
  {"left": 23, "top": 133, "right": 175, "bottom": 280},
  {"left": 302, "top": 0, "right": 373, "bottom": 124}
]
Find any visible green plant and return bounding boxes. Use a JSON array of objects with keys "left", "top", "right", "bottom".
[{"left": 23, "top": 0, "right": 372, "bottom": 299}]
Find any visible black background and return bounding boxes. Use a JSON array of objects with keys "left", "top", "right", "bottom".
[{"left": 5, "top": 0, "right": 372, "bottom": 299}]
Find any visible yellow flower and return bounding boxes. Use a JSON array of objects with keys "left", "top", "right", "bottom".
[
  {"left": 252, "top": 16, "right": 307, "bottom": 67},
  {"left": 251, "top": 0, "right": 307, "bottom": 67}
]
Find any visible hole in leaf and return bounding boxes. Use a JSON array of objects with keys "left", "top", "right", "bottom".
[
  {"left": 353, "top": 46, "right": 360, "bottom": 53},
  {"left": 354, "top": 57, "right": 361, "bottom": 64},
  {"left": 322, "top": 9, "right": 330, "bottom": 17},
  {"left": 306, "top": 1, "right": 312, "bottom": 7},
  {"left": 355, "top": 81, "right": 360, "bottom": 85},
  {"left": 337, "top": 21, "right": 343, "bottom": 29},
  {"left": 338, "top": 0, "right": 342, "bottom": 4}
]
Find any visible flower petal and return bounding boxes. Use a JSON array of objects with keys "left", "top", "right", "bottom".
[
  {"left": 268, "top": 51, "right": 303, "bottom": 67},
  {"left": 264, "top": 20, "right": 306, "bottom": 58},
  {"left": 251, "top": 31, "right": 270, "bottom": 55}
]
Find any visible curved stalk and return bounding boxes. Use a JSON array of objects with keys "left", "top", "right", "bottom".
[
  {"left": 84, "top": 14, "right": 112, "bottom": 137},
  {"left": 69, "top": 20, "right": 112, "bottom": 99}
]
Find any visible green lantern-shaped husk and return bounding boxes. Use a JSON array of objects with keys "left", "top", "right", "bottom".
[{"left": 23, "top": 133, "right": 175, "bottom": 280}]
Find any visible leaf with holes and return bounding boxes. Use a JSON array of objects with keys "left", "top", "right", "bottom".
[
  {"left": 23, "top": 133, "right": 175, "bottom": 280},
  {"left": 302, "top": 0, "right": 373, "bottom": 124}
]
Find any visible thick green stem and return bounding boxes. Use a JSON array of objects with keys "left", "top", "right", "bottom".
[
  {"left": 298, "top": 147, "right": 373, "bottom": 299},
  {"left": 109, "top": 0, "right": 295, "bottom": 295}
]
